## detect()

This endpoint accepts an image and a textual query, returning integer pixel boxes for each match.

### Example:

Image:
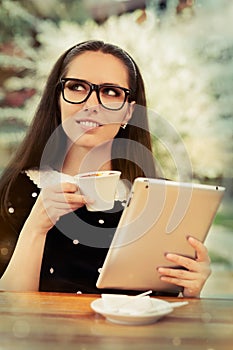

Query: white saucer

[91,298,173,325]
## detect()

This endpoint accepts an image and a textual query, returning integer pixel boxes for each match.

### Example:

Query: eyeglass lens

[62,79,128,110]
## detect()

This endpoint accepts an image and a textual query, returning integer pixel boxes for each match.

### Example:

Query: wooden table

[0,292,232,350]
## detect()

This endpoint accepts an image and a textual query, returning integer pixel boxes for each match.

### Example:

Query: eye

[66,80,88,92]
[69,83,85,91]
[101,86,123,98]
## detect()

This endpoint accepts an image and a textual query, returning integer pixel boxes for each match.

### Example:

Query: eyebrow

[65,78,128,88]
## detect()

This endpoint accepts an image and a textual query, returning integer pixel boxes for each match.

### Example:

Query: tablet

[96,178,225,293]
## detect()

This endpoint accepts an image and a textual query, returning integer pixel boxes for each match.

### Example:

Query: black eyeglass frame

[60,78,131,111]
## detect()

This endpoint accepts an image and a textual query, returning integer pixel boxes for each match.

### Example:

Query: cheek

[102,124,121,139]
[60,98,82,122]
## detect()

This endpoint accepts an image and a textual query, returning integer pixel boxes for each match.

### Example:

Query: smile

[77,120,103,128]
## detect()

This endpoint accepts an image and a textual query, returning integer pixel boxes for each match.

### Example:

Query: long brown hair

[0,40,156,217]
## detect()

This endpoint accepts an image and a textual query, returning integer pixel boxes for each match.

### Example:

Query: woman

[0,40,211,296]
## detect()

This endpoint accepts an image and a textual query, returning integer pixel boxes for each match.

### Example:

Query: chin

[74,136,112,149]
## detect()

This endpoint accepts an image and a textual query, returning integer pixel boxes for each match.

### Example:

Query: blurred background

[0,0,232,297]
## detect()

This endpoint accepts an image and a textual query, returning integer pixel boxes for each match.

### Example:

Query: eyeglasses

[60,78,131,111]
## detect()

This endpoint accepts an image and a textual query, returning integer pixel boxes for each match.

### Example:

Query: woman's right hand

[0,182,89,291]
[29,182,91,233]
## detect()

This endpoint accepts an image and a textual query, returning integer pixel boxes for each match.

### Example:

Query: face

[60,51,134,149]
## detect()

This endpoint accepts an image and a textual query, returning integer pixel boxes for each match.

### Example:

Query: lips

[76,120,103,130]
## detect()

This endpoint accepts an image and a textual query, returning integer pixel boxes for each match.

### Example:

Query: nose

[83,90,100,112]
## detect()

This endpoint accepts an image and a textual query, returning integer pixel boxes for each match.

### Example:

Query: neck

[62,141,113,176]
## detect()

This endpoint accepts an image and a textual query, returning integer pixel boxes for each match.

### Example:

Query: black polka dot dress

[0,171,125,293]
[0,171,179,296]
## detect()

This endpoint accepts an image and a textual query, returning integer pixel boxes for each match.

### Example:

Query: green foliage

[209,251,232,268]
[0,0,38,43]
[214,208,233,231]
[19,0,89,24]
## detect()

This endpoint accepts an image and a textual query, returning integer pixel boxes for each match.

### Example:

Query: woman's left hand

[157,236,211,298]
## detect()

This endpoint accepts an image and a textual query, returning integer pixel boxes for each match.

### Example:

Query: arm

[157,236,211,298]
[0,182,91,291]
[0,215,47,291]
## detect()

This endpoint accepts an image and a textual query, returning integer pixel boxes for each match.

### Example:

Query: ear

[123,101,135,124]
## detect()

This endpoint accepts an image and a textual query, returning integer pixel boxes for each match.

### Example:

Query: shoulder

[2,171,40,233]
[0,171,40,277]
[8,171,40,210]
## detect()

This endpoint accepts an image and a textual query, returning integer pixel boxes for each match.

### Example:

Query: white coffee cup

[75,170,121,211]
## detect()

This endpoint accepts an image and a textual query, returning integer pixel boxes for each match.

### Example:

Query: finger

[64,193,90,205]
[43,191,87,207]
[61,182,78,193]
[40,194,75,210]
[158,267,193,280]
[41,194,88,219]
[160,275,202,297]
[47,182,78,194]
[159,274,195,289]
[165,253,197,271]
[64,194,95,210]
[187,236,210,262]
[41,183,78,202]
[158,270,201,293]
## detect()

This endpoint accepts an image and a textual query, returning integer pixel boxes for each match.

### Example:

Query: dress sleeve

[0,172,40,277]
